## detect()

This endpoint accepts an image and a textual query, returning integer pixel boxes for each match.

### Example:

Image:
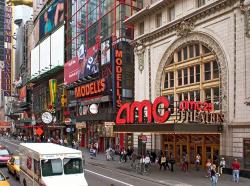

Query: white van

[19,143,88,186]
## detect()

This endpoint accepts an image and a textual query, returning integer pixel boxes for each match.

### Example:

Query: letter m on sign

[115,50,122,58]
[130,100,152,123]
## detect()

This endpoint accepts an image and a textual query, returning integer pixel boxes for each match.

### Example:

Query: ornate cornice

[132,0,238,46]
[176,20,195,37]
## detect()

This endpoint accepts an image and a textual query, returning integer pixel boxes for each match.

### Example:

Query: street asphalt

[0,137,164,186]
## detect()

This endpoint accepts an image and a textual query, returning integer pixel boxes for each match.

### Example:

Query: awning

[113,123,223,134]
[0,121,11,128]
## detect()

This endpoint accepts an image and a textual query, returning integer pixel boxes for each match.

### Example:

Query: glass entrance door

[205,145,220,165]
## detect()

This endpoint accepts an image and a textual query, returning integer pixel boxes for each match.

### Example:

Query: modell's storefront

[114,96,224,167]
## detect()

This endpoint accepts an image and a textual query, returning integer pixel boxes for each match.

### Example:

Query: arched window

[162,43,221,110]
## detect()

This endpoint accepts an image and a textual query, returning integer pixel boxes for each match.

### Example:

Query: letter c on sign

[152,96,170,123]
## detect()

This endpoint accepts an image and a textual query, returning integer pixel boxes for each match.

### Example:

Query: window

[195,90,200,101]
[178,50,182,62]
[195,44,200,57]
[156,13,162,28]
[184,68,188,85]
[204,88,211,103]
[183,92,188,100]
[64,158,83,175]
[213,87,220,110]
[169,6,175,22]
[183,47,188,60]
[164,73,169,88]
[139,21,144,35]
[213,61,219,79]
[196,65,200,82]
[203,45,210,54]
[178,70,182,86]
[34,159,41,177]
[204,62,211,81]
[243,139,250,169]
[170,72,174,87]
[164,72,174,88]
[198,0,206,7]
[189,45,194,58]
[41,159,63,177]
[190,91,194,101]
[190,67,194,84]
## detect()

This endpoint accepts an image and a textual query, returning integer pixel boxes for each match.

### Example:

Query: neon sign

[115,50,122,108]
[116,96,171,124]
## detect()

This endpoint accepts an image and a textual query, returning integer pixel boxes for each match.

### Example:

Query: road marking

[85,169,134,186]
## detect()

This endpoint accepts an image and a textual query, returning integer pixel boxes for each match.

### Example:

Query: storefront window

[244,139,250,169]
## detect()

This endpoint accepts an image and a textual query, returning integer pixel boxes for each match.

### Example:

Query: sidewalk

[82,149,250,186]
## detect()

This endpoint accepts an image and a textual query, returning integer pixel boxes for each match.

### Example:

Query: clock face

[41,112,53,124]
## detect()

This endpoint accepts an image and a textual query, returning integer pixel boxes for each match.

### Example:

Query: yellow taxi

[0,171,10,186]
[7,156,20,180]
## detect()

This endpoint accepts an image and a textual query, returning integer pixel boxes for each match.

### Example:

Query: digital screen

[39,0,64,40]
[101,38,111,66]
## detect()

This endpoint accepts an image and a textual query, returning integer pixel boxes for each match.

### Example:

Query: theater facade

[115,0,250,171]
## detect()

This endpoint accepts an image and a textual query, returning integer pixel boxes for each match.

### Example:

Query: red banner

[64,57,79,85]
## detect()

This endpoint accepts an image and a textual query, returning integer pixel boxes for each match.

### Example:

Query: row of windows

[139,0,208,36]
[165,87,220,110]
[164,61,219,88]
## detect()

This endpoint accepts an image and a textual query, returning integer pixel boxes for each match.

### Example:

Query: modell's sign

[115,50,122,108]
[116,97,224,124]
[75,78,105,98]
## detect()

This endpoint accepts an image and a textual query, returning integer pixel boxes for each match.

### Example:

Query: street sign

[65,118,71,125]
[36,128,43,136]
[66,127,71,133]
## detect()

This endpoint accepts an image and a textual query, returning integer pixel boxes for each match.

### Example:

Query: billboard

[64,43,100,85]
[39,0,64,40]
[101,38,111,66]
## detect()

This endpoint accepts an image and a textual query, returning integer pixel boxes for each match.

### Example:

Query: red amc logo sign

[116,96,171,124]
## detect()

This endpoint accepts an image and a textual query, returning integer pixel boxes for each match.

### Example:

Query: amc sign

[116,96,171,124]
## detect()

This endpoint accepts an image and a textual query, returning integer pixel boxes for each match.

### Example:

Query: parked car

[7,156,20,179]
[0,147,11,166]
[0,170,10,186]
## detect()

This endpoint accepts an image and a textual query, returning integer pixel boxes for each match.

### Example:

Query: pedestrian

[184,153,189,172]
[231,158,240,183]
[195,154,201,171]
[94,142,99,154]
[159,154,166,170]
[211,164,218,186]
[219,157,226,175]
[206,159,212,177]
[169,153,175,172]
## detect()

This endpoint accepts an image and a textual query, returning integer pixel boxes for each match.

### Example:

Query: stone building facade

[125,0,250,170]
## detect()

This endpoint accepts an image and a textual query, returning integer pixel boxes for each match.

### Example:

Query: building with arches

[118,0,250,171]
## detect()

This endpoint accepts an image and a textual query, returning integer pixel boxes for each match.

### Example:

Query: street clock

[41,112,53,124]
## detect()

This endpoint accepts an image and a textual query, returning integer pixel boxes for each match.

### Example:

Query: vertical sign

[114,49,124,149]
[49,79,57,106]
[2,6,12,96]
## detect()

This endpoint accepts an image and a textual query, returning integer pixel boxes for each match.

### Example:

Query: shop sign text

[115,50,123,108]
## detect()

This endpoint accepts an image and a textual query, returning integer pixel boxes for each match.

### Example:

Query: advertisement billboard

[101,38,111,66]
[39,0,64,40]
[64,43,100,85]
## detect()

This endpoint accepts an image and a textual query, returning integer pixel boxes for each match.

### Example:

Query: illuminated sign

[75,78,105,98]
[115,50,122,108]
[178,100,224,124]
[116,96,171,124]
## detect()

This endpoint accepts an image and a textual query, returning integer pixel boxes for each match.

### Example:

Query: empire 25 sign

[116,96,171,124]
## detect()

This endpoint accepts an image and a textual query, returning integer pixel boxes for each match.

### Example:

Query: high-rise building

[0,0,4,63]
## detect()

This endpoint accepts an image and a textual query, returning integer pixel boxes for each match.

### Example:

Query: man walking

[231,158,240,183]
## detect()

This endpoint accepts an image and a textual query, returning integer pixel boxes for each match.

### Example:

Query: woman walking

[210,164,219,186]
